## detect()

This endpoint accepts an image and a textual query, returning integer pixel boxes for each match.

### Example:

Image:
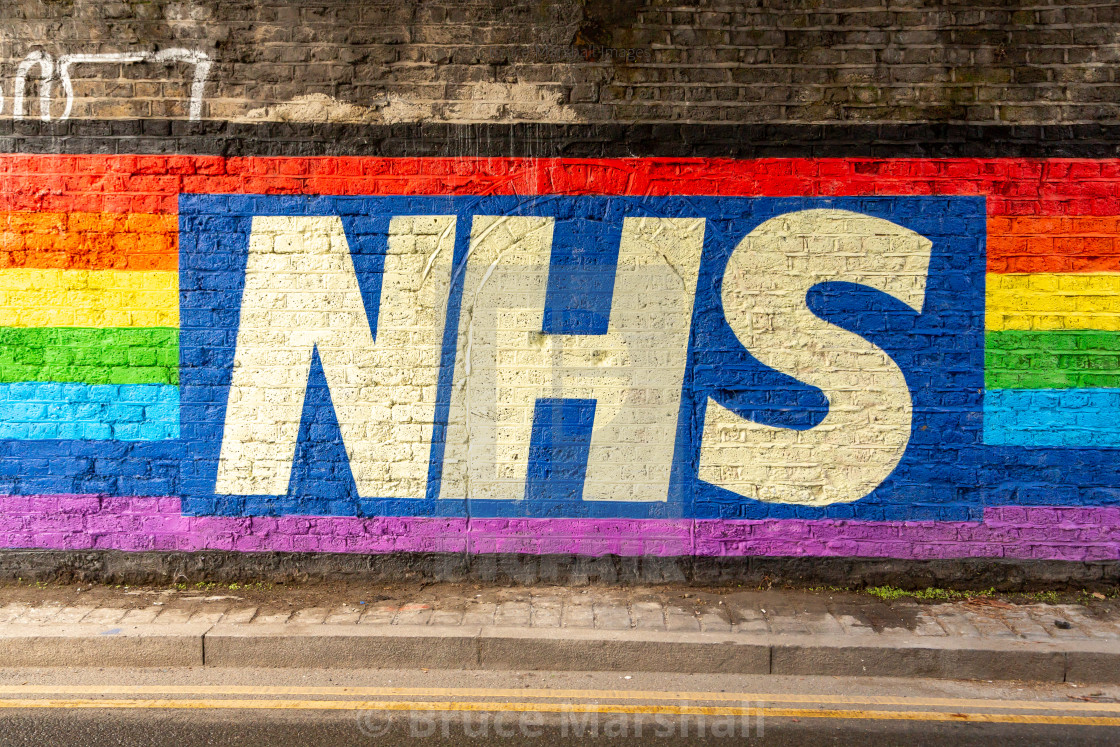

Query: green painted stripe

[0,327,178,385]
[986,330,1120,389]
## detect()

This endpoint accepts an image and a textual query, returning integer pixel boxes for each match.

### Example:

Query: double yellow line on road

[0,685,1115,727]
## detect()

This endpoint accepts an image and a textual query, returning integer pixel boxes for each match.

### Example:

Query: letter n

[215,215,455,499]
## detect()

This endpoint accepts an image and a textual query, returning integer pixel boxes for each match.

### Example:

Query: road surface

[0,666,1115,744]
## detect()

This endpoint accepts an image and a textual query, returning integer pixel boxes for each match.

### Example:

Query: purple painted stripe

[0,495,1117,561]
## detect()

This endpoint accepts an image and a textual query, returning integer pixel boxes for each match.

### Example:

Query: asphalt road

[0,667,1115,745]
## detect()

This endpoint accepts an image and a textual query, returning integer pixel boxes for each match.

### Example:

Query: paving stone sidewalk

[0,586,1115,683]
[0,587,1116,642]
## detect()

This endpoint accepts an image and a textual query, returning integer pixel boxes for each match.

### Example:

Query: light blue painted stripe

[985,388,1120,447]
[0,383,179,441]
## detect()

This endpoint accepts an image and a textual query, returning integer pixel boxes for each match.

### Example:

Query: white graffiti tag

[13,50,53,121]
[7,48,211,121]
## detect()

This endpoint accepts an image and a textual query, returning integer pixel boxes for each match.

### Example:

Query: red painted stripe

[0,155,193,214]
[1,156,1119,214]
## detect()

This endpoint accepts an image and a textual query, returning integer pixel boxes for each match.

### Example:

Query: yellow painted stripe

[0,685,1114,713]
[0,698,1116,726]
[987,272,1120,331]
[0,268,178,328]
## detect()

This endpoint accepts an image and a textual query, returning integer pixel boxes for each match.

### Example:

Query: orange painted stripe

[988,215,1120,273]
[0,212,177,271]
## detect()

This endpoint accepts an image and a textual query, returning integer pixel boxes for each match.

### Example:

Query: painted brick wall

[0,1,1118,569]
[0,155,1116,563]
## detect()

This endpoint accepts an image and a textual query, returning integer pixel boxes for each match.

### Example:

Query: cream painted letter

[698,209,933,506]
[439,215,704,503]
[215,215,455,498]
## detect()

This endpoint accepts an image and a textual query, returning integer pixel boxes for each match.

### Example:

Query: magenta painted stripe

[0,496,1118,561]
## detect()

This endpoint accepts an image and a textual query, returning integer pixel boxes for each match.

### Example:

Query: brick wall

[0,1,1117,573]
[0,0,1118,125]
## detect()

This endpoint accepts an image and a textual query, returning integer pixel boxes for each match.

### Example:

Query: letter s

[698,209,933,506]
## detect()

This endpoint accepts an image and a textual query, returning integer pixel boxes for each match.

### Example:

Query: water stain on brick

[573,0,644,58]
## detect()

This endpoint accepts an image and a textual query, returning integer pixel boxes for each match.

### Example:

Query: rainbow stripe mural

[0,211,178,441]
[0,155,1114,561]
[987,215,1120,447]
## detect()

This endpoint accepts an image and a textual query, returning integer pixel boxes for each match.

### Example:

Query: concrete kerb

[476,627,771,674]
[0,623,209,667]
[769,636,1071,682]
[203,624,481,669]
[0,623,1115,683]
